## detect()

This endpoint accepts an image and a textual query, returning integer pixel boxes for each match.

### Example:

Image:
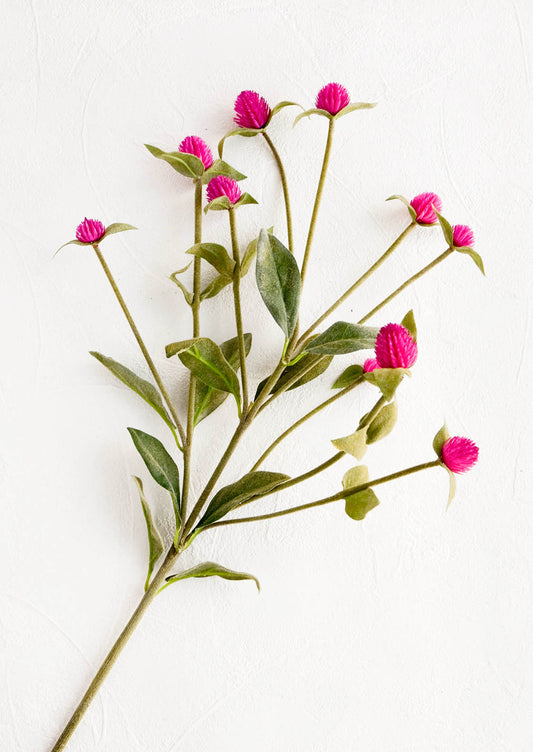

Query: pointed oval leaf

[163,562,260,592]
[364,368,407,400]
[241,227,273,278]
[432,423,450,456]
[103,223,137,238]
[54,238,91,256]
[332,364,364,389]
[234,192,258,208]
[200,274,232,300]
[435,209,454,245]
[199,471,290,528]
[202,159,246,184]
[90,351,173,428]
[218,128,263,157]
[204,195,231,213]
[334,102,377,119]
[185,243,235,277]
[133,476,164,591]
[366,400,398,444]
[305,322,379,355]
[293,108,332,126]
[343,466,379,520]
[400,310,417,341]
[145,144,204,178]
[169,263,193,306]
[256,229,301,338]
[128,428,181,526]
[456,246,485,275]
[268,100,303,122]
[332,427,368,460]
[386,194,417,221]
[255,352,333,398]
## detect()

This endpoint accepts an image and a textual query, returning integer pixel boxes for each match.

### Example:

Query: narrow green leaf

[400,310,417,341]
[435,209,454,245]
[204,195,231,213]
[145,144,204,178]
[268,100,302,122]
[133,476,164,591]
[54,238,90,256]
[331,427,368,460]
[166,337,241,410]
[255,229,301,338]
[456,246,485,275]
[255,352,333,398]
[364,368,407,400]
[90,352,173,428]
[386,194,417,222]
[202,159,246,184]
[200,274,232,300]
[366,400,398,444]
[218,128,263,158]
[304,322,379,355]
[334,102,377,119]
[293,108,332,126]
[234,192,258,208]
[343,466,379,520]
[332,364,364,389]
[199,471,290,528]
[163,562,260,592]
[432,423,450,456]
[128,428,181,526]
[241,228,273,278]
[186,243,235,277]
[103,223,137,237]
[169,263,193,306]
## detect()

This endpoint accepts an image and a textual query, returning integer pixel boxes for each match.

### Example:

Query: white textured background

[1,1,532,750]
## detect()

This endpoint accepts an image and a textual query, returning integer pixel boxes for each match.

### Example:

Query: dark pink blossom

[374,323,418,369]
[410,192,443,225]
[441,436,479,474]
[76,218,105,243]
[206,175,242,205]
[178,136,214,170]
[315,82,350,115]
[234,90,271,129]
[363,357,379,373]
[452,224,474,248]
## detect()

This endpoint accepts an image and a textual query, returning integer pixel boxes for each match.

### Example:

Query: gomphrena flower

[363,357,379,373]
[410,192,443,225]
[374,323,418,369]
[76,218,106,244]
[234,90,272,129]
[452,224,474,248]
[440,436,479,474]
[315,82,350,115]
[206,175,242,205]
[178,136,214,170]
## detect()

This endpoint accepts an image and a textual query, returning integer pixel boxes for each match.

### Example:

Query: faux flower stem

[297,222,416,348]
[50,546,180,752]
[250,378,363,471]
[262,132,294,254]
[92,244,186,447]
[180,180,203,525]
[206,460,440,529]
[229,208,249,412]
[358,247,454,324]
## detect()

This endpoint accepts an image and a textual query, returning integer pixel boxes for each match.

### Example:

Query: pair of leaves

[218,101,302,156]
[205,193,258,213]
[145,144,246,183]
[294,102,376,127]
[433,423,456,507]
[166,337,242,414]
[435,210,485,275]
[198,471,290,528]
[256,229,301,339]
[342,466,380,521]
[162,562,260,593]
[332,401,398,459]
[56,223,136,255]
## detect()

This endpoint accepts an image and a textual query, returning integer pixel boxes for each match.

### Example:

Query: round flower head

[441,436,479,474]
[76,218,105,243]
[315,82,350,115]
[374,323,418,369]
[178,136,214,170]
[410,192,443,225]
[234,90,271,129]
[363,357,379,373]
[452,224,474,248]
[206,175,242,205]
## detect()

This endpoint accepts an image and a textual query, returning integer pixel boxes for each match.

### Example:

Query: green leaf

[268,100,303,122]
[432,423,450,456]
[166,337,241,412]
[334,102,377,119]
[364,368,407,400]
[163,562,260,592]
[331,427,368,460]
[234,192,258,208]
[218,128,263,158]
[145,144,204,178]
[204,195,231,213]
[241,228,273,277]
[343,466,379,520]
[90,352,174,428]
[202,159,246,184]
[293,108,332,126]
[169,263,193,306]
[445,466,456,508]
[332,364,364,389]
[255,352,333,398]
[366,400,398,444]
[386,194,417,222]
[103,223,137,238]
[127,428,181,527]
[256,229,301,338]
[456,246,485,275]
[199,471,290,528]
[194,334,252,424]
[400,310,417,341]
[185,243,235,277]
[200,274,232,300]
[304,322,379,355]
[54,238,92,256]
[435,209,454,244]
[133,476,164,591]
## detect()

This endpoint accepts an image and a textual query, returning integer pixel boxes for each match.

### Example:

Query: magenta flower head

[410,192,443,225]
[363,357,379,373]
[452,224,474,248]
[315,82,350,115]
[234,90,272,130]
[178,136,214,170]
[76,218,105,244]
[206,175,242,205]
[440,436,479,474]
[374,323,418,369]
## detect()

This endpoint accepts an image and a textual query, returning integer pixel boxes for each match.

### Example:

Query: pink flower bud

[409,192,443,225]
[234,90,272,129]
[75,218,105,243]
[315,82,350,115]
[452,224,474,248]
[178,136,214,170]
[440,436,479,474]
[374,323,418,369]
[363,357,379,373]
[206,175,242,205]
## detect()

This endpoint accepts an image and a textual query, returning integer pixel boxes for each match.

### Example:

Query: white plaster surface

[1,0,533,749]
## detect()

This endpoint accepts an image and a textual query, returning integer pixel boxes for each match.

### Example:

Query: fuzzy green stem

[50,546,179,751]
[358,247,454,324]
[92,244,186,447]
[262,132,294,254]
[229,208,249,412]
